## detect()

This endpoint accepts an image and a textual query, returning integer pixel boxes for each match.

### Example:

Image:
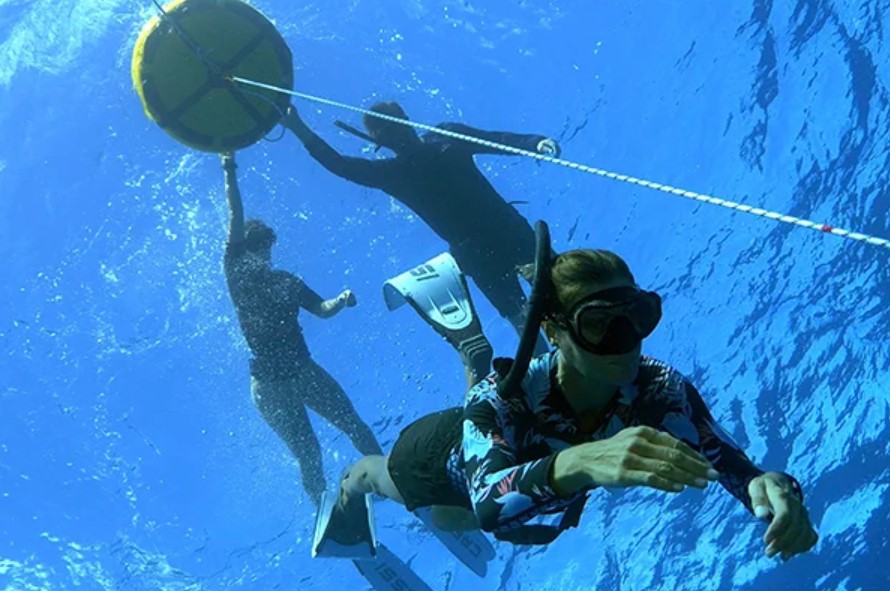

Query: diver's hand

[338,469,357,510]
[338,289,357,308]
[338,460,371,510]
[572,426,719,492]
[749,472,818,561]
[536,138,561,158]
[318,290,356,318]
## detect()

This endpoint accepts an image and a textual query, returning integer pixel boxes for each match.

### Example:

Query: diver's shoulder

[639,355,674,372]
[520,351,558,399]
[224,240,247,262]
[422,122,463,142]
[465,371,500,406]
[526,350,557,375]
[465,351,554,405]
[636,356,692,389]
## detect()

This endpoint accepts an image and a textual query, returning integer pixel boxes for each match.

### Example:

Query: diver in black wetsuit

[283,102,559,350]
[220,152,382,505]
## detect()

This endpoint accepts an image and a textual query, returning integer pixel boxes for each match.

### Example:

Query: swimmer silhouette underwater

[319,222,817,564]
[220,152,382,505]
[284,102,560,353]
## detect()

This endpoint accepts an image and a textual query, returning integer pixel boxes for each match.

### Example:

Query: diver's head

[543,249,662,385]
[363,101,421,154]
[244,219,276,262]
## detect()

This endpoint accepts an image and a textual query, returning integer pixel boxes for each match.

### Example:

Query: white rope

[230,76,890,251]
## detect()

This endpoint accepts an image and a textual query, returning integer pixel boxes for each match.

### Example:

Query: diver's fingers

[623,469,687,493]
[763,479,796,547]
[749,477,774,525]
[645,438,716,473]
[636,427,710,464]
[779,522,818,561]
[769,491,815,558]
[629,441,717,488]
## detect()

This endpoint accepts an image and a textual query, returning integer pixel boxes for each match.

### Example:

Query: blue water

[1,1,888,589]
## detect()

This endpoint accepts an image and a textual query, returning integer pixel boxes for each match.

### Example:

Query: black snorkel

[490,219,590,545]
[497,220,553,397]
[334,120,383,153]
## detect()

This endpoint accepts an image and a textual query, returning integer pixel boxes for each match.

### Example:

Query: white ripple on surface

[819,481,889,544]
[0,0,129,86]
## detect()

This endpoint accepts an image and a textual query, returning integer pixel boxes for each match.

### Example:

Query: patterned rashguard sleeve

[677,378,766,511]
[462,377,586,533]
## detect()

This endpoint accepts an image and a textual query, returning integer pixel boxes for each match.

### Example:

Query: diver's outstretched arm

[315,289,358,319]
[274,272,357,320]
[300,285,357,319]
[221,153,245,245]
[282,105,391,190]
[436,122,560,158]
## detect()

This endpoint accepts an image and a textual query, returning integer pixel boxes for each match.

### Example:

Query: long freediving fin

[311,493,435,590]
[353,544,434,591]
[383,253,492,381]
[413,507,496,578]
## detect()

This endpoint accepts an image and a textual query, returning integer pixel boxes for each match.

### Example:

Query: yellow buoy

[131,0,293,153]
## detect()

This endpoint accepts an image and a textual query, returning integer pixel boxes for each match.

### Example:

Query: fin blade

[312,491,377,560]
[353,544,434,591]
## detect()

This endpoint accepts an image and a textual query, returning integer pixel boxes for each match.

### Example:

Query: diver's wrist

[551,447,595,496]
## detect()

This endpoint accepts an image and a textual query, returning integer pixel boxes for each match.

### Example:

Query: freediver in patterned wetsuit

[333,247,818,560]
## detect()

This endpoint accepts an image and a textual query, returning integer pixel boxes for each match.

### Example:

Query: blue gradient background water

[1,1,888,589]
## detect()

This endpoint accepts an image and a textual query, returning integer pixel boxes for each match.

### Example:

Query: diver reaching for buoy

[314,222,818,561]
[132,0,890,251]
[283,103,560,353]
[220,152,382,505]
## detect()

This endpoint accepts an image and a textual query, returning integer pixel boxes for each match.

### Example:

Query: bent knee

[343,456,386,490]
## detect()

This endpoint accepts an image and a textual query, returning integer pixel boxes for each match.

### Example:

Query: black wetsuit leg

[469,264,527,321]
[461,256,549,355]
[452,243,528,320]
[300,360,383,456]
[252,376,326,503]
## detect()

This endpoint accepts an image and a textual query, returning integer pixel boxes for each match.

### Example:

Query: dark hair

[244,219,276,252]
[363,101,409,135]
[550,249,635,313]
